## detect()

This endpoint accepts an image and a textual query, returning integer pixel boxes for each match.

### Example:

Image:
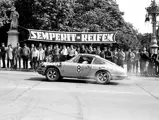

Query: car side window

[93,58,106,64]
[77,56,93,64]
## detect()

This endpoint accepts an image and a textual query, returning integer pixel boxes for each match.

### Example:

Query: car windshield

[66,55,94,64]
[66,55,79,63]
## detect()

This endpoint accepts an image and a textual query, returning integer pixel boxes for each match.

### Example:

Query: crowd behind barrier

[0,42,159,77]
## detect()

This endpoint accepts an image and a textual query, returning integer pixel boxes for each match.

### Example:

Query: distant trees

[0,0,142,49]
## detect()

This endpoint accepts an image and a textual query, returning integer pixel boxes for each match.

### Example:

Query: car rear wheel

[46,67,60,81]
[96,71,111,84]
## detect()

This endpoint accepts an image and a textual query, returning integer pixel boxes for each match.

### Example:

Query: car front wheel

[96,71,111,84]
[46,67,60,81]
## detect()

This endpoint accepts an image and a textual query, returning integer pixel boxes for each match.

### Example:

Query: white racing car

[37,54,127,84]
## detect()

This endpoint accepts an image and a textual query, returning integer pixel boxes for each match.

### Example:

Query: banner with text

[28,29,117,43]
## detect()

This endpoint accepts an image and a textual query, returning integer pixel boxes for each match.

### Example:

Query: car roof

[78,54,116,65]
[78,54,99,58]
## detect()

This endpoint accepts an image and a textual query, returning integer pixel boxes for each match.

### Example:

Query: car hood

[40,62,62,67]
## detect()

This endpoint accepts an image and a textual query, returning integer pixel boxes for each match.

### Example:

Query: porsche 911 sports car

[37,54,127,84]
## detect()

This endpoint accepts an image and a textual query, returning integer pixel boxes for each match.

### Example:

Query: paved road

[0,71,159,120]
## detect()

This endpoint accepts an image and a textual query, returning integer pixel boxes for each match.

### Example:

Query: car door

[62,55,81,77]
[77,55,93,77]
[80,63,92,77]
[62,62,81,77]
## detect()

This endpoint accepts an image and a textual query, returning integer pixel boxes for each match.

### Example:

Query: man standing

[31,46,39,70]
[148,48,157,76]
[6,45,13,68]
[38,46,45,64]
[13,43,22,69]
[30,44,35,69]
[104,47,113,62]
[140,47,149,75]
[61,45,68,61]
[133,49,140,75]
[68,45,76,60]
[0,43,6,68]
[22,44,30,69]
[127,48,135,73]
[87,45,93,54]
[95,46,101,56]
[155,49,159,75]
[45,46,52,62]
[117,48,125,68]
[112,48,118,64]
[80,45,87,53]
[53,44,60,62]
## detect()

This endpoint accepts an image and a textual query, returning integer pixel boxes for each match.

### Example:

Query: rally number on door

[77,65,81,73]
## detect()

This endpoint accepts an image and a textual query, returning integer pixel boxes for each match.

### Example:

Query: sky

[116,0,159,34]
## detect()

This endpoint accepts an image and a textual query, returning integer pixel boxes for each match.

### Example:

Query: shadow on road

[25,77,119,85]
[25,77,46,82]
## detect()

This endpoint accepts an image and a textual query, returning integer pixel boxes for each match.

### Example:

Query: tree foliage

[0,0,14,27]
[0,0,141,49]
[137,33,151,49]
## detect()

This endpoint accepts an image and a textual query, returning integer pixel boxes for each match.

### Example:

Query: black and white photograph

[0,0,159,120]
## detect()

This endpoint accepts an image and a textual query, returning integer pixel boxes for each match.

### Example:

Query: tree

[0,0,140,49]
[0,0,14,27]
[14,0,75,31]
[137,33,151,49]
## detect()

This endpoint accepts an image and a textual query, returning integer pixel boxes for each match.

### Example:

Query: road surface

[0,71,159,120]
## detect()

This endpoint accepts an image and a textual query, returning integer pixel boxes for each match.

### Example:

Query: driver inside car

[81,57,87,63]
[82,61,88,64]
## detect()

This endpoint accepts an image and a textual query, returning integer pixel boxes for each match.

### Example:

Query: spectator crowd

[0,42,159,77]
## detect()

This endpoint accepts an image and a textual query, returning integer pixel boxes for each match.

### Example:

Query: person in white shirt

[61,45,68,61]
[31,47,39,70]
[6,44,13,68]
[38,47,45,64]
[68,45,76,60]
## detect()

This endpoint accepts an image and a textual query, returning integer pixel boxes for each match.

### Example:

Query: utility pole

[145,0,159,53]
